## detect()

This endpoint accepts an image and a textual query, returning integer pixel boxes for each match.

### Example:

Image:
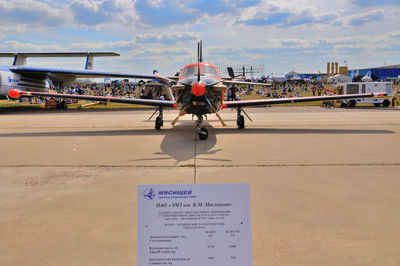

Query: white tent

[361,75,372,82]
[327,74,352,83]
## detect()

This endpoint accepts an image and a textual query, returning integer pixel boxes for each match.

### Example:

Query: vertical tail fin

[227,67,235,78]
[197,40,203,82]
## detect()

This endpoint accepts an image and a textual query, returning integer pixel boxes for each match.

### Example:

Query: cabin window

[362,84,366,93]
[347,84,359,94]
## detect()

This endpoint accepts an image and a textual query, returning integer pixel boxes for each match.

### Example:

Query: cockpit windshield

[201,65,219,77]
[181,66,198,78]
[180,64,220,79]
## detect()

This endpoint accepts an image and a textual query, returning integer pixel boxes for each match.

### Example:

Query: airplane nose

[192,82,205,96]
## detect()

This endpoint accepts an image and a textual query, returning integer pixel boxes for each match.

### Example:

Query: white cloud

[68,0,137,26]
[135,32,199,43]
[0,0,69,28]
[0,41,63,51]
[342,9,384,26]
[147,0,166,8]
[69,40,138,51]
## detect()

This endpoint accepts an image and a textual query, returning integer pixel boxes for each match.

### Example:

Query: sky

[0,0,399,77]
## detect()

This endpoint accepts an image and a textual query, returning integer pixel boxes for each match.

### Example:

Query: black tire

[349,100,356,107]
[237,115,245,129]
[56,100,67,109]
[155,116,162,130]
[374,103,381,107]
[198,127,208,140]
[61,100,67,109]
[382,100,390,107]
[340,102,347,108]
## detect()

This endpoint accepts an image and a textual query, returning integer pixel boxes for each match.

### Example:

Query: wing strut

[239,107,253,122]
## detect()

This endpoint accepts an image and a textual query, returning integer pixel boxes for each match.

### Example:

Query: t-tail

[0,52,119,69]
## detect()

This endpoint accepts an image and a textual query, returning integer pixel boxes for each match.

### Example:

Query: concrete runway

[1,106,400,265]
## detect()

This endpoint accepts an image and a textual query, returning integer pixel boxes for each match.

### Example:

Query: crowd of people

[227,81,328,101]
[53,81,138,98]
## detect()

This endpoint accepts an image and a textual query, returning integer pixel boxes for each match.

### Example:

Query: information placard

[137,183,252,266]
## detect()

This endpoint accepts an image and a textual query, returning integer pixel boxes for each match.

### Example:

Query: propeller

[215,112,227,127]
[204,95,227,127]
[171,109,187,127]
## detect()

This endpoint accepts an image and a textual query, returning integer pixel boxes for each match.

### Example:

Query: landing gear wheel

[382,100,390,107]
[56,100,67,109]
[349,100,356,107]
[155,116,163,130]
[374,103,381,107]
[237,115,245,129]
[198,127,208,140]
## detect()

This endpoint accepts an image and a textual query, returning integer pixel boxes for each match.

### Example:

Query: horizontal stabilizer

[0,52,120,66]
[0,52,120,58]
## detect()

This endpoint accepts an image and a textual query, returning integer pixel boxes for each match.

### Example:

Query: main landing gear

[196,115,208,140]
[149,107,164,129]
[236,107,252,129]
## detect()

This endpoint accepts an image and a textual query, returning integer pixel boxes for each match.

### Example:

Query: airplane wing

[222,80,271,87]
[8,89,175,108]
[9,66,157,82]
[222,93,382,108]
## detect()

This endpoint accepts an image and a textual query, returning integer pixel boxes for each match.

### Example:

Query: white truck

[337,82,393,107]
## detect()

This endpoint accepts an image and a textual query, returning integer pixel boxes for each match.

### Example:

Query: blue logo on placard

[143,188,156,200]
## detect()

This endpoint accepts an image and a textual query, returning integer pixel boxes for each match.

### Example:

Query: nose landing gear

[196,115,208,140]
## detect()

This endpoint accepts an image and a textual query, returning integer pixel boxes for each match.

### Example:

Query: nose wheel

[197,127,208,140]
[196,115,208,140]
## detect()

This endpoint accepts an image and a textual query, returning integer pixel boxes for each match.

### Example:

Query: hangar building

[349,64,400,80]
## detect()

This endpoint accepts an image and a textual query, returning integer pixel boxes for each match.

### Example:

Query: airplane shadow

[0,122,394,162]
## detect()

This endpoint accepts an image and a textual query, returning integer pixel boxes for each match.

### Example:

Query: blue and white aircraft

[0,52,156,98]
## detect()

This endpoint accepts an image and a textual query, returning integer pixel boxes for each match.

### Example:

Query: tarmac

[0,106,400,265]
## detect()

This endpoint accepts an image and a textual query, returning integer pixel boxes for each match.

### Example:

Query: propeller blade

[204,95,227,127]
[171,109,187,126]
[215,112,227,127]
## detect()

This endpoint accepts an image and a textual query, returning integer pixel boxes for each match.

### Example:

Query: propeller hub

[192,82,205,96]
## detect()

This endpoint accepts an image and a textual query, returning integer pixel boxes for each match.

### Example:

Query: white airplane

[0,52,156,99]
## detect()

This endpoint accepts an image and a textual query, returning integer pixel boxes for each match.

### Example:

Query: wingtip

[8,89,21,98]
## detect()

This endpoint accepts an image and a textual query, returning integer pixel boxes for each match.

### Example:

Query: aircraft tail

[227,67,235,78]
[0,52,119,69]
